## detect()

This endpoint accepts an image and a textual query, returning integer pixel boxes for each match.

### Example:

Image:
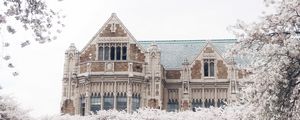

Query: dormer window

[204,59,214,77]
[98,43,127,61]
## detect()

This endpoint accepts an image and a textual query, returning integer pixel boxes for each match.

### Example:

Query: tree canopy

[230,0,300,119]
[0,0,64,76]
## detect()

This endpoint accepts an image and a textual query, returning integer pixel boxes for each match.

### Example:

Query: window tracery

[98,43,127,61]
[204,59,215,77]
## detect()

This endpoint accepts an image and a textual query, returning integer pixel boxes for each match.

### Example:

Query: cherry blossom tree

[230,0,300,119]
[0,0,64,76]
[0,89,31,120]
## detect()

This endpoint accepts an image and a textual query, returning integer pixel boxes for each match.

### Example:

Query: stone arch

[148,99,159,109]
[61,99,75,115]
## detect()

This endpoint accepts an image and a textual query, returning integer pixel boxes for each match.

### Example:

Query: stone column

[140,83,145,108]
[85,92,90,115]
[202,86,204,107]
[113,82,117,110]
[114,93,117,110]
[100,82,104,110]
[214,87,217,107]
[127,80,132,112]
[178,88,182,111]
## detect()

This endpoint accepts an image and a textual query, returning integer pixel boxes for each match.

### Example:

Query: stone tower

[61,43,79,115]
[181,58,191,110]
[145,42,163,109]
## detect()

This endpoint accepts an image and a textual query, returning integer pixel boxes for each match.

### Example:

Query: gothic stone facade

[61,13,244,115]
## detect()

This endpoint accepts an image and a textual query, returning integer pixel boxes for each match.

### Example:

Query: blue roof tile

[138,39,238,69]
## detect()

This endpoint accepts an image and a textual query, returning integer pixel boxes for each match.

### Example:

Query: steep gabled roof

[80,13,145,53]
[139,39,242,69]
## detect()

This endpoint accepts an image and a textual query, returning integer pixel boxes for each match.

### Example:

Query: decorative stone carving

[114,62,128,71]
[217,60,228,79]
[80,45,96,62]
[204,47,214,53]
[166,70,181,79]
[99,24,127,37]
[129,44,145,62]
[91,62,105,72]
[61,99,75,115]
[133,63,143,73]
[182,100,189,110]
[106,62,113,71]
[191,60,201,79]
[148,99,158,108]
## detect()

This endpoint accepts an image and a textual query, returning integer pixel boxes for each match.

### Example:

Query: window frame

[167,99,179,112]
[103,94,114,110]
[132,95,140,111]
[97,43,128,61]
[116,95,127,111]
[203,59,215,78]
[90,96,101,113]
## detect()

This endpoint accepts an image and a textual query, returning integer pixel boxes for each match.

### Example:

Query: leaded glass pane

[204,62,209,76]
[110,47,115,60]
[210,62,214,76]
[116,46,121,60]
[103,95,114,110]
[122,46,127,60]
[91,96,101,113]
[132,96,140,111]
[117,96,127,111]
[98,47,103,60]
[192,99,202,110]
[167,99,178,112]
[104,46,110,60]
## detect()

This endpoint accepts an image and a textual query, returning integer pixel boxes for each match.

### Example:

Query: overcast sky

[0,0,267,118]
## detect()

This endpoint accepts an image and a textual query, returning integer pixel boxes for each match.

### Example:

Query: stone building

[60,13,245,115]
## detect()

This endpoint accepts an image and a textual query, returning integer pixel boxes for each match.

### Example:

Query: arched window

[204,62,209,76]
[110,46,115,60]
[90,95,101,113]
[98,46,103,60]
[217,99,221,107]
[210,62,214,76]
[117,93,127,111]
[104,46,110,60]
[204,99,208,108]
[210,99,215,107]
[204,59,215,77]
[116,46,121,60]
[103,93,114,110]
[167,99,179,112]
[98,43,127,61]
[192,99,202,110]
[122,46,127,60]
[132,95,140,111]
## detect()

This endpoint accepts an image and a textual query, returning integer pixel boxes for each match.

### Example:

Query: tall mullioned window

[98,43,127,61]
[204,59,215,77]
[103,93,114,110]
[132,95,140,111]
[104,46,110,60]
[192,99,202,109]
[90,95,101,113]
[167,99,179,112]
[117,93,127,111]
[204,99,215,108]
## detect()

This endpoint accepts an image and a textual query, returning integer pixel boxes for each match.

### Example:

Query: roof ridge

[138,39,236,44]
